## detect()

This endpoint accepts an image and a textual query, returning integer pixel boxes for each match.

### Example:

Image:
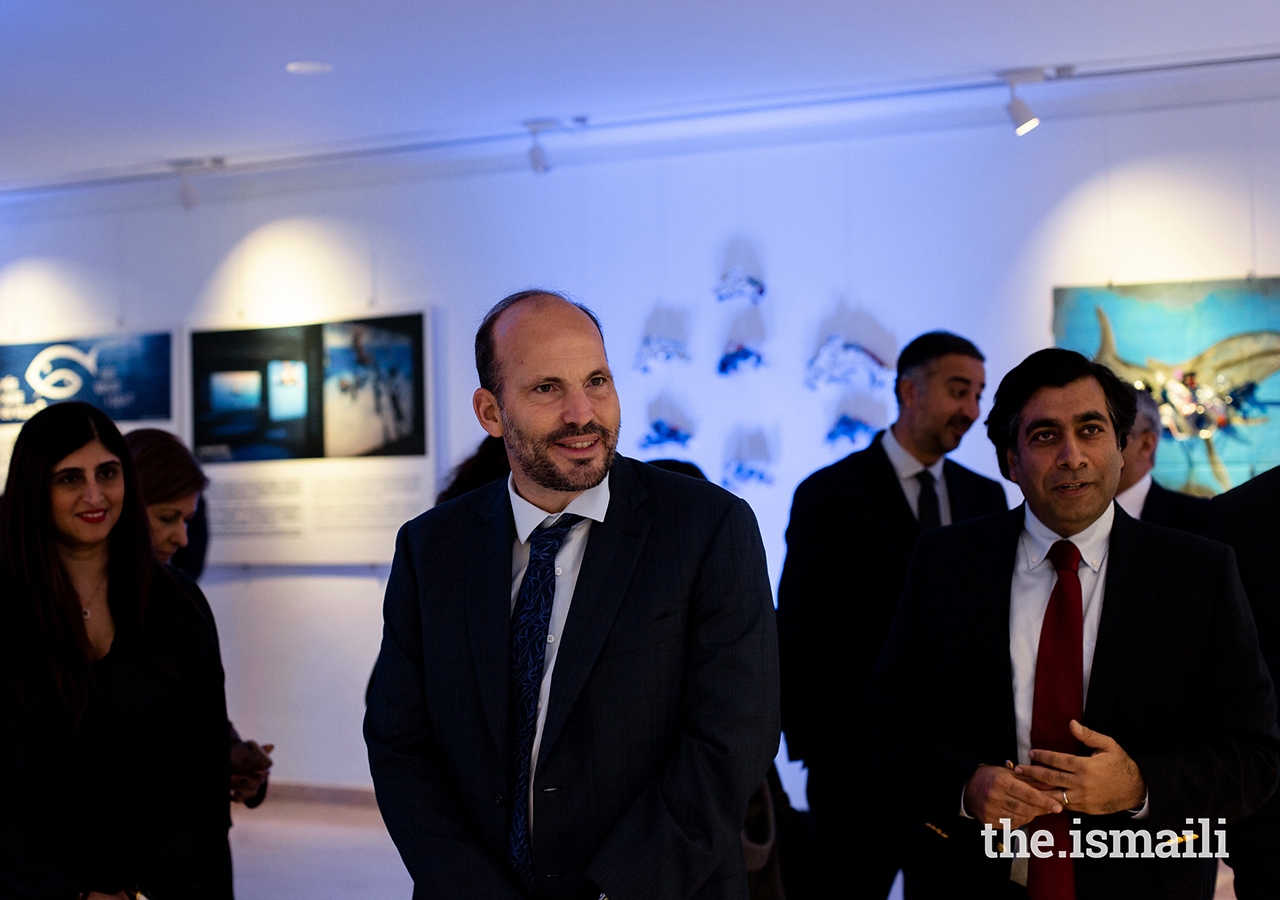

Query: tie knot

[1047,539,1081,573]
[532,513,584,552]
[917,470,935,486]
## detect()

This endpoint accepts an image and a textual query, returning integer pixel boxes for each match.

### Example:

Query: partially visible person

[0,403,231,898]
[869,349,1279,898]
[1114,386,1211,534]
[436,434,511,504]
[125,428,274,808]
[777,330,1006,897]
[1208,465,1280,899]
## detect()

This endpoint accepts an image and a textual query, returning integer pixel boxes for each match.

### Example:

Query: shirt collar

[1021,501,1115,573]
[1114,471,1153,520]
[508,471,611,544]
[881,426,947,483]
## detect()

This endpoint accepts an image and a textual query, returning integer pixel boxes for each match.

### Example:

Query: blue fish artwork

[826,414,875,448]
[806,334,892,390]
[641,419,692,448]
[717,344,763,375]
[715,267,766,304]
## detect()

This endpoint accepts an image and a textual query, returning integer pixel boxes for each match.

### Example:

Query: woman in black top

[0,402,231,899]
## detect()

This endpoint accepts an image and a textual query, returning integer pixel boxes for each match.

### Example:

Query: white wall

[0,95,1274,795]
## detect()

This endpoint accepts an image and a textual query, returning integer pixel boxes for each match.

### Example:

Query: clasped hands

[963,720,1146,829]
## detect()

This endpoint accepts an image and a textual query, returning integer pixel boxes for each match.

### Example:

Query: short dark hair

[474,289,604,397]
[985,348,1137,479]
[894,331,985,402]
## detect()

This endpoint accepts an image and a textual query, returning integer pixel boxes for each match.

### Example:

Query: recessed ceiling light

[286,61,334,75]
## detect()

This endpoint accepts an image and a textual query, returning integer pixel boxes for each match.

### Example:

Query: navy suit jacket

[776,432,1007,764]
[364,457,780,900]
[868,505,1280,899]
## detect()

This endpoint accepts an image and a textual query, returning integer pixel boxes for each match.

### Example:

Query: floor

[229,800,1240,900]
[230,800,412,899]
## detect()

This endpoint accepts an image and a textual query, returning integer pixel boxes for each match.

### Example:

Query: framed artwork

[1055,278,1280,493]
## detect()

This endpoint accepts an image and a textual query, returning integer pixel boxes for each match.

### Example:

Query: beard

[501,414,619,494]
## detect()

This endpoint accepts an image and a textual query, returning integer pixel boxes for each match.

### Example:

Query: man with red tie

[868,348,1279,899]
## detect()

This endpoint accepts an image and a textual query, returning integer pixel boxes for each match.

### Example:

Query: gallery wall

[0,93,1275,794]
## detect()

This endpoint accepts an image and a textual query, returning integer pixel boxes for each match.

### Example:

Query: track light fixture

[522,118,560,174]
[1006,94,1039,136]
[998,68,1048,136]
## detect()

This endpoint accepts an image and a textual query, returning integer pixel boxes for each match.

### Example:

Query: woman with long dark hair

[0,402,231,898]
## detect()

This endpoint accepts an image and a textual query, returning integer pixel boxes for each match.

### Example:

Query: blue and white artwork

[0,331,171,423]
[635,336,689,373]
[641,419,692,448]
[806,334,892,390]
[826,414,875,448]
[717,344,763,374]
[722,427,774,487]
[715,267,765,304]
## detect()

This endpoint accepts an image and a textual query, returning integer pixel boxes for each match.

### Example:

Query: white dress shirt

[1114,471,1153,520]
[508,473,611,828]
[881,426,953,526]
[1010,503,1113,768]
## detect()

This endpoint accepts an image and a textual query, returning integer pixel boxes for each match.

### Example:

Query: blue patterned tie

[508,512,583,892]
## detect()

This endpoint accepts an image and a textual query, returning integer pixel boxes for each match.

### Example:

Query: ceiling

[4,0,1280,192]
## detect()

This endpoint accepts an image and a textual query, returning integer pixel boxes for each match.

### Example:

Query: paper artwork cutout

[826,414,876,448]
[718,344,763,375]
[806,334,892,390]
[635,336,689,373]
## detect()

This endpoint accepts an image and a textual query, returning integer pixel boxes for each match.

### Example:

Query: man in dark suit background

[869,349,1278,899]
[1113,386,1210,534]
[1208,466,1280,899]
[776,331,1007,896]
[364,290,780,899]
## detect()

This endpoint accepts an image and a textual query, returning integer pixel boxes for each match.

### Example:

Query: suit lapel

[983,508,1024,755]
[464,479,517,759]
[1085,506,1147,727]
[536,459,653,767]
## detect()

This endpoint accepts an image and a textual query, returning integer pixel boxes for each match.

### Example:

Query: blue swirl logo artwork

[641,419,692,448]
[718,344,763,375]
[0,333,171,423]
[827,414,875,448]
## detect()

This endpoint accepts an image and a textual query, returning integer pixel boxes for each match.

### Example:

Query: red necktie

[1027,540,1084,900]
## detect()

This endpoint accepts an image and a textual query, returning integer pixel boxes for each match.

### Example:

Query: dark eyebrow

[1023,417,1061,435]
[1076,410,1108,425]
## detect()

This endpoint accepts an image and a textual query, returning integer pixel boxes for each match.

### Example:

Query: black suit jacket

[1209,465,1280,835]
[776,432,1006,763]
[868,505,1280,898]
[364,457,780,900]
[1141,480,1211,535]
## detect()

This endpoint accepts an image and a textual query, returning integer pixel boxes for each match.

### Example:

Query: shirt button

[494,792,504,805]
[547,634,555,643]
[554,566,562,576]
